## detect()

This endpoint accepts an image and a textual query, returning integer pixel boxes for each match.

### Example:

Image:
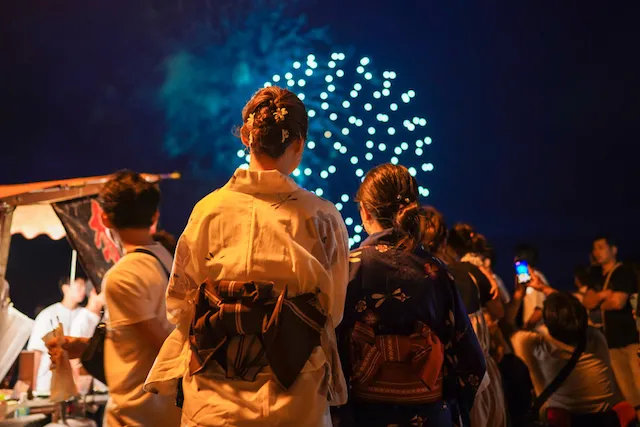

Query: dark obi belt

[350,321,444,404]
[188,279,327,389]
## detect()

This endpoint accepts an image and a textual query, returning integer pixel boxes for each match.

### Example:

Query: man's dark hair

[592,235,616,248]
[514,243,539,267]
[99,170,160,229]
[543,292,588,346]
[58,276,85,293]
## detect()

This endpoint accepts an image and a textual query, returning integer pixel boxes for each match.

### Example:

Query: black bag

[80,248,171,385]
[80,320,107,384]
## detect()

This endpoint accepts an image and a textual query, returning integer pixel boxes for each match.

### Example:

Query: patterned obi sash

[188,279,326,389]
[350,321,444,404]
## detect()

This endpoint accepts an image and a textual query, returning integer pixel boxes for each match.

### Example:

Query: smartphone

[515,260,532,285]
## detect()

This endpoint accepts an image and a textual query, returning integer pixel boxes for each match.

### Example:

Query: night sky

[2,1,639,317]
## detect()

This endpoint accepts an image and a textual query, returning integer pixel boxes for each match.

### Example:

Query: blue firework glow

[236,52,435,247]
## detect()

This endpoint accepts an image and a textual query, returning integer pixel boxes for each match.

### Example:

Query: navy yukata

[336,229,486,427]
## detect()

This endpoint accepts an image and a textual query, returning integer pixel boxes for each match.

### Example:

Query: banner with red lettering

[52,196,122,291]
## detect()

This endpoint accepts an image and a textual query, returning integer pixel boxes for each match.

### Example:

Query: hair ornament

[273,107,288,122]
[281,129,289,143]
[396,194,411,204]
[246,113,255,127]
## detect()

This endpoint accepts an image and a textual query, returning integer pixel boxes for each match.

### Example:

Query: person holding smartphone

[514,244,551,330]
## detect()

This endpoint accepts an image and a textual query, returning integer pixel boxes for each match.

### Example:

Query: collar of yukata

[227,168,300,195]
[360,228,395,247]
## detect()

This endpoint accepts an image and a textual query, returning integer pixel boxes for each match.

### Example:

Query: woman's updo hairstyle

[239,86,308,158]
[448,223,476,258]
[356,163,429,251]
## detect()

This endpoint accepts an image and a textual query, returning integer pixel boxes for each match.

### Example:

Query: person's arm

[130,318,171,353]
[523,269,555,329]
[511,330,546,395]
[45,336,90,369]
[600,291,628,311]
[31,350,42,390]
[525,308,543,330]
[583,288,604,310]
[325,208,350,326]
[474,265,504,319]
[599,267,635,311]
[504,281,524,330]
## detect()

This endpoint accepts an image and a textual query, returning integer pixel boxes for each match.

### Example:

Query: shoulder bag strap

[132,247,171,278]
[602,262,622,291]
[601,262,622,332]
[530,331,587,414]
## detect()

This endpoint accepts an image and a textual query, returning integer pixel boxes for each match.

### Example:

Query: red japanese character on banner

[88,199,121,264]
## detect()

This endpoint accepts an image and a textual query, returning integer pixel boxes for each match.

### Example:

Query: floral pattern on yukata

[305,210,339,270]
[371,288,411,307]
[340,228,487,426]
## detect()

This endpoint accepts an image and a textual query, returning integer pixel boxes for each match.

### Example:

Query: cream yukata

[145,168,349,426]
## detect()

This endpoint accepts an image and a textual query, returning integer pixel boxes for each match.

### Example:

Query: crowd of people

[20,86,640,426]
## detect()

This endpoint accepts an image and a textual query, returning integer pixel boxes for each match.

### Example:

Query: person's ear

[292,137,304,156]
[151,211,160,231]
[359,204,373,223]
[101,212,114,229]
[240,134,250,148]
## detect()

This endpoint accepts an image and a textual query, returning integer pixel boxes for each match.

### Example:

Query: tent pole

[0,202,15,308]
[69,249,77,286]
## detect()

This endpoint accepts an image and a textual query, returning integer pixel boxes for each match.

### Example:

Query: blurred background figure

[514,244,550,330]
[583,236,640,419]
[26,276,96,393]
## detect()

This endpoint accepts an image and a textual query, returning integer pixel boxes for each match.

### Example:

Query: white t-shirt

[103,243,180,427]
[26,302,94,392]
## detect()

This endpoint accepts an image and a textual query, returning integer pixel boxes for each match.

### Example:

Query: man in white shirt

[48,171,181,426]
[27,276,94,393]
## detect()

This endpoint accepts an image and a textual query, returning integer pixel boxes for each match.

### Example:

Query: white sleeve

[326,208,349,326]
[165,211,205,327]
[69,310,100,338]
[26,311,50,353]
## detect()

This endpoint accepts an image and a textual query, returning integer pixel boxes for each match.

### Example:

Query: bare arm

[511,331,546,395]
[583,288,603,310]
[525,308,544,330]
[600,291,628,311]
[130,319,170,352]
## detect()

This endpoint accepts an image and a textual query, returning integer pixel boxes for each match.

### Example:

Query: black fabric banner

[52,196,123,291]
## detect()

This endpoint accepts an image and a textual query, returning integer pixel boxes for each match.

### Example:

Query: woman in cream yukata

[145,87,349,426]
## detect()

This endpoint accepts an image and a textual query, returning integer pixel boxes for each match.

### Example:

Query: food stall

[0,172,179,425]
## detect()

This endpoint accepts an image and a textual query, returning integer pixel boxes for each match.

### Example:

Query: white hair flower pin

[273,107,288,122]
[281,129,290,143]
[246,113,255,127]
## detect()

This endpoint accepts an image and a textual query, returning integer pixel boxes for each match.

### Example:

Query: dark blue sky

[2,1,639,316]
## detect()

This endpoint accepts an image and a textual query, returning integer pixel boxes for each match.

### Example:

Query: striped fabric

[188,279,327,389]
[350,320,445,404]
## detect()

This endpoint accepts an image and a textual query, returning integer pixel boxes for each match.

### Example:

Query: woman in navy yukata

[336,163,486,427]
